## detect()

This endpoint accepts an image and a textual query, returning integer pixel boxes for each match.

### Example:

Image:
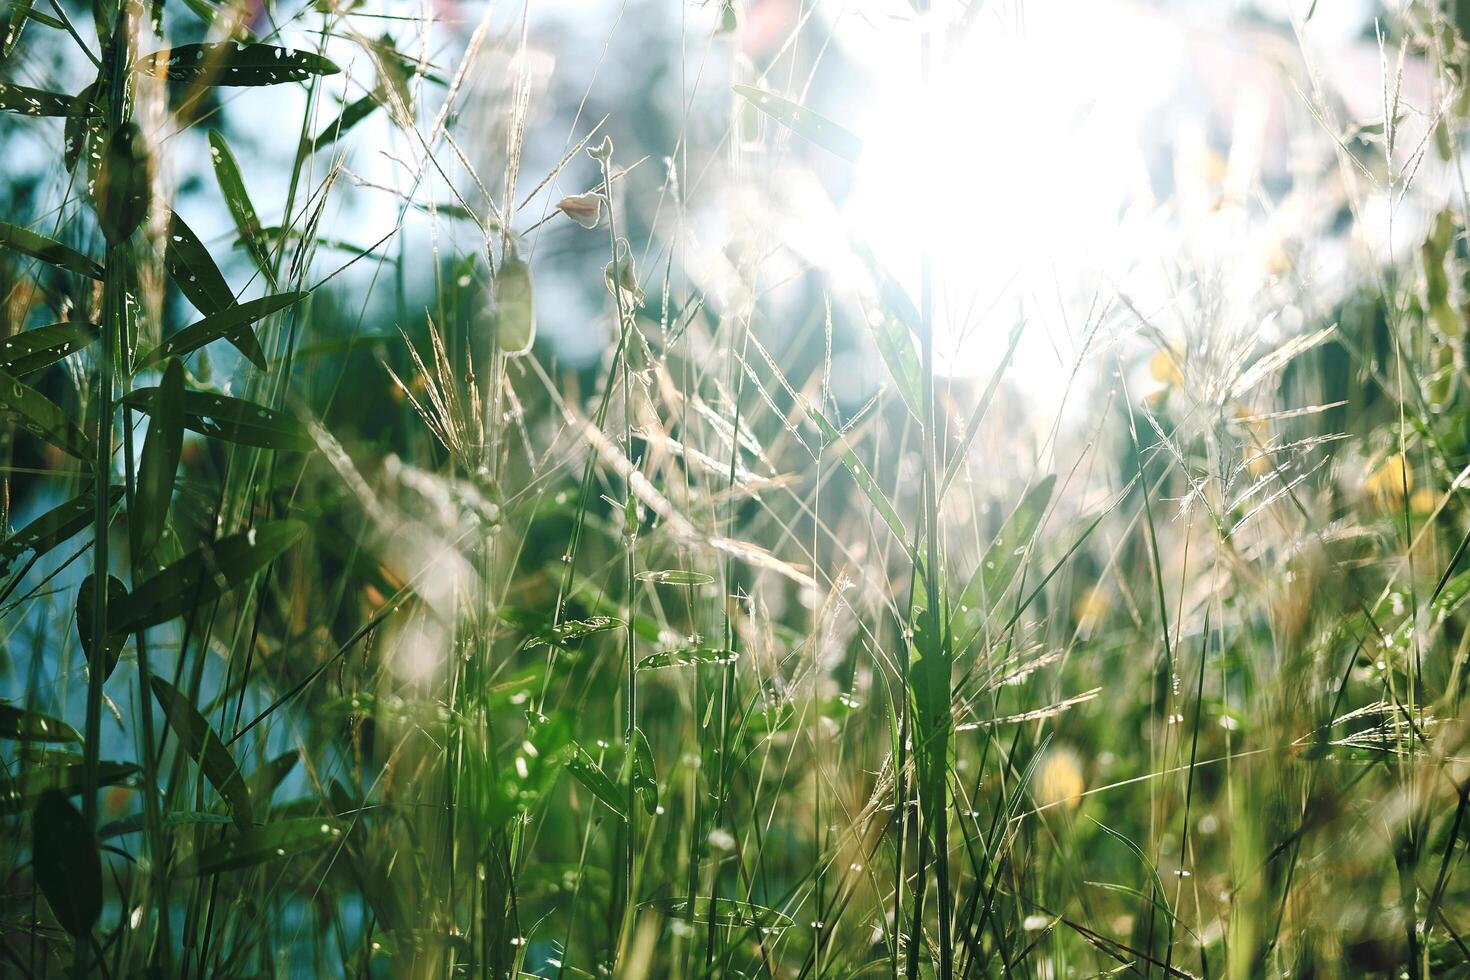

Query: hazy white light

[842,1,1184,394]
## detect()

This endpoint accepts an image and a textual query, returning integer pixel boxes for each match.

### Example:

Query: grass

[0,0,1468,978]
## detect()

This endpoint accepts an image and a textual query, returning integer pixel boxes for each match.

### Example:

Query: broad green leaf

[733,84,862,162]
[33,790,101,937]
[0,222,102,279]
[138,291,300,370]
[165,210,236,315]
[113,519,307,634]
[0,81,71,116]
[0,486,123,568]
[628,726,657,816]
[0,366,92,460]
[306,92,379,153]
[493,255,535,355]
[95,121,151,243]
[208,130,274,283]
[488,713,572,824]
[123,387,314,451]
[0,703,79,742]
[637,647,738,670]
[174,816,345,876]
[498,609,624,647]
[0,761,137,813]
[0,321,98,375]
[76,574,127,681]
[99,809,232,839]
[130,357,184,561]
[564,742,627,820]
[139,43,341,87]
[150,678,252,829]
[635,569,714,586]
[246,750,300,808]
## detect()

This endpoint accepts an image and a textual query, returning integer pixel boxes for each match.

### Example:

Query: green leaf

[175,816,345,876]
[306,92,379,153]
[564,742,627,820]
[637,647,738,670]
[806,403,911,554]
[733,84,862,162]
[207,130,275,284]
[1,0,37,56]
[131,357,184,561]
[0,321,98,375]
[246,750,300,808]
[113,519,307,634]
[488,713,572,824]
[76,574,127,681]
[635,569,714,586]
[150,678,253,830]
[95,121,151,244]
[629,726,657,816]
[0,703,79,742]
[0,366,92,460]
[123,387,314,451]
[63,79,100,174]
[0,82,72,116]
[0,486,123,569]
[498,609,624,647]
[139,42,342,87]
[138,291,300,370]
[33,790,101,937]
[165,210,237,316]
[493,255,535,355]
[0,222,102,279]
[0,761,137,813]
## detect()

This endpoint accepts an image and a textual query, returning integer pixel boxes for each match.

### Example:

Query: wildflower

[555,191,602,229]
[1363,453,1412,507]
[1035,747,1085,811]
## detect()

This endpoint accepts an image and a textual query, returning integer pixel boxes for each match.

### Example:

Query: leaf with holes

[637,648,738,670]
[139,42,341,87]
[0,82,71,117]
[733,84,862,162]
[138,292,299,370]
[175,816,346,876]
[124,387,314,451]
[0,321,98,375]
[0,222,102,279]
[207,130,274,283]
[150,678,253,830]
[0,366,92,460]
[629,726,657,816]
[0,486,123,569]
[113,520,306,635]
[165,210,236,315]
[564,742,627,820]
[0,704,79,743]
[33,790,101,937]
[635,569,714,586]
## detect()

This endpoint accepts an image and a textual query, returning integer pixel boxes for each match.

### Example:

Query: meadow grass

[0,1,1468,978]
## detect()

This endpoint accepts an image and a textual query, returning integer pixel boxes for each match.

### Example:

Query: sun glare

[843,2,1186,390]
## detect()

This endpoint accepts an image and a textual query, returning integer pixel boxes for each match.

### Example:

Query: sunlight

[842,1,1185,389]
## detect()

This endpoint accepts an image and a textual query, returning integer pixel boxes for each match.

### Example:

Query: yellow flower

[1036,747,1085,811]
[1410,487,1437,515]
[1364,453,1412,506]
[1149,346,1184,388]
